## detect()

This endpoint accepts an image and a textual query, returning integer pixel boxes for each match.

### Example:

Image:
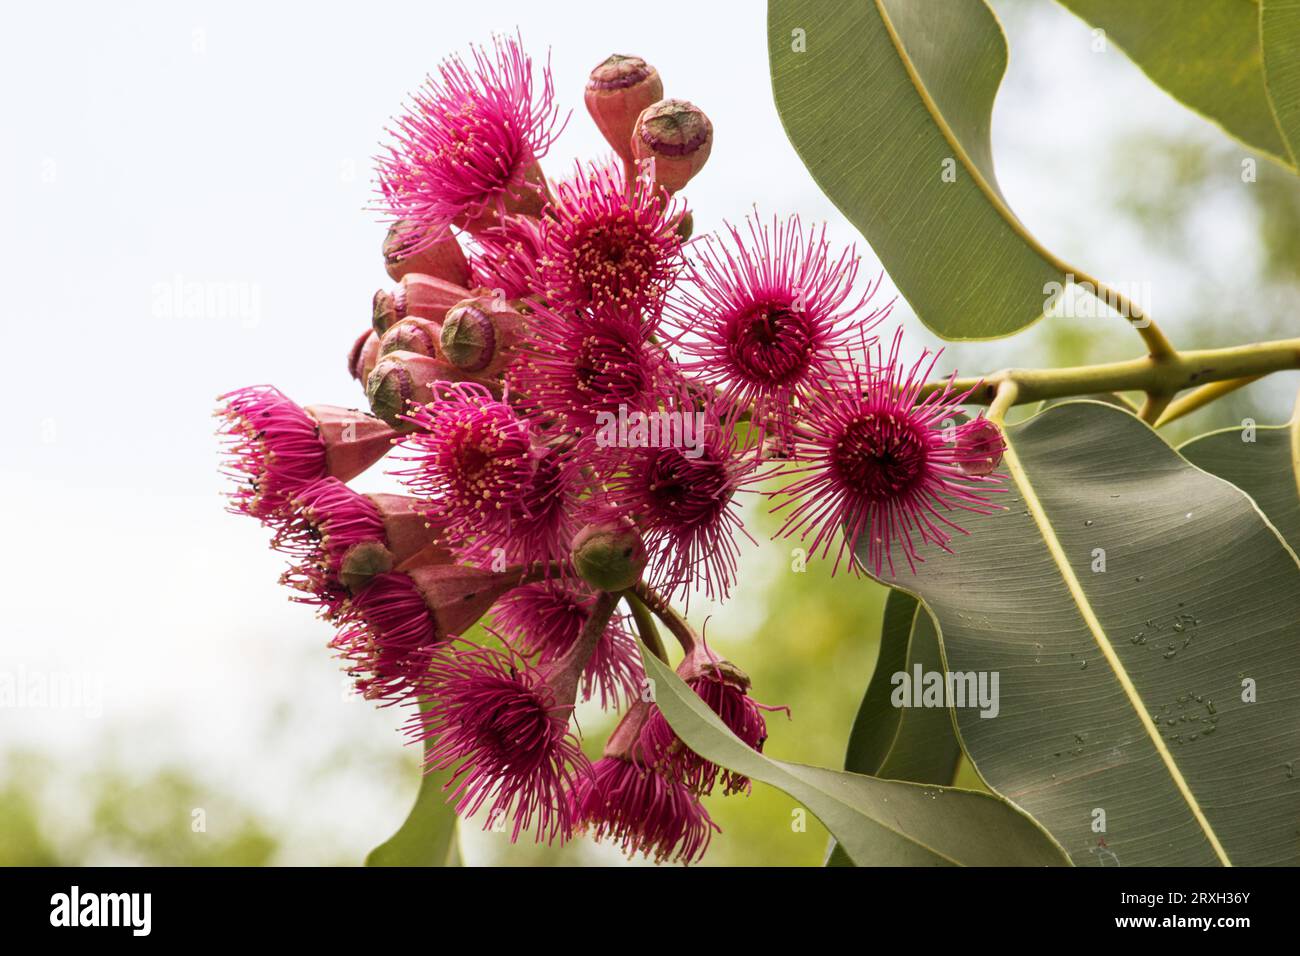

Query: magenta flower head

[332,564,526,703]
[376,33,564,243]
[591,393,758,603]
[493,582,643,709]
[641,641,785,796]
[394,381,579,565]
[274,478,453,616]
[538,159,684,315]
[412,640,590,843]
[215,386,396,521]
[771,329,1002,576]
[509,304,676,433]
[666,213,889,438]
[393,381,535,538]
[569,701,718,864]
[469,214,547,302]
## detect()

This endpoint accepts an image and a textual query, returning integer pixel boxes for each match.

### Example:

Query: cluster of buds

[217,33,1004,864]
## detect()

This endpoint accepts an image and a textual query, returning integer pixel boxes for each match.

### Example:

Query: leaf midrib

[871,0,1064,269]
[999,427,1234,866]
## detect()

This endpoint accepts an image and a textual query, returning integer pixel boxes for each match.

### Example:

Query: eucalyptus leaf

[829,591,965,865]
[768,0,1073,340]
[1262,0,1300,173]
[845,591,963,784]
[366,703,461,867]
[1057,0,1296,169]
[1179,418,1300,551]
[869,400,1300,866]
[639,640,1069,866]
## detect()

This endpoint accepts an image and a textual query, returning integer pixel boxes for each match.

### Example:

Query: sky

[0,0,1289,863]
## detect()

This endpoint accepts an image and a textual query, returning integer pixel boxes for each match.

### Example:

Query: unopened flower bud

[584,55,664,165]
[440,296,524,374]
[956,418,1005,477]
[632,99,713,193]
[373,273,471,335]
[366,350,455,427]
[571,522,648,592]
[348,329,382,383]
[380,316,443,358]
[383,220,473,286]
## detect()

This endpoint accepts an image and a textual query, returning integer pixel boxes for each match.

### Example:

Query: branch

[922,338,1300,409]
[1154,376,1262,427]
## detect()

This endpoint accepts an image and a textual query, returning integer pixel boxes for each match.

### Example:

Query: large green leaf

[640,640,1069,866]
[1263,0,1300,167]
[1179,417,1300,550]
[845,591,963,784]
[828,590,965,865]
[867,400,1300,866]
[768,0,1072,340]
[1057,0,1296,169]
[366,703,461,867]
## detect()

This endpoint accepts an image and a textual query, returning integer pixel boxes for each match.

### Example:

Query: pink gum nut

[373,273,472,335]
[956,418,1006,477]
[383,220,473,286]
[410,564,535,640]
[303,405,398,482]
[365,350,456,428]
[456,159,550,235]
[584,55,663,165]
[379,316,443,358]
[337,497,456,591]
[439,295,526,375]
[632,99,713,194]
[369,493,455,567]
[348,329,382,383]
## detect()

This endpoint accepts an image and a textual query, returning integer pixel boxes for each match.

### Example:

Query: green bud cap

[339,540,395,592]
[571,522,648,592]
[440,302,497,372]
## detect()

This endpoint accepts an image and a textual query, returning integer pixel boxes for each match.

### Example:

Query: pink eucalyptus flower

[641,641,787,796]
[412,589,624,845]
[215,386,395,521]
[469,214,547,302]
[454,444,582,569]
[771,329,1002,576]
[332,564,530,703]
[537,159,684,316]
[376,33,564,243]
[274,478,453,618]
[392,381,536,542]
[508,304,677,435]
[568,701,718,864]
[666,213,889,439]
[590,393,758,603]
[493,582,643,709]
[412,641,590,843]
